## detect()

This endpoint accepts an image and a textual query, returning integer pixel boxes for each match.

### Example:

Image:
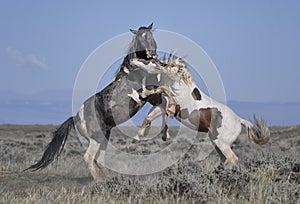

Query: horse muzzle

[146,50,158,59]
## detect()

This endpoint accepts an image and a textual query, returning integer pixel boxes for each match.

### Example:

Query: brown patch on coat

[209,108,223,140]
[191,87,202,100]
[189,108,210,132]
[175,104,189,120]
[175,104,181,117]
[188,108,222,140]
[175,105,222,139]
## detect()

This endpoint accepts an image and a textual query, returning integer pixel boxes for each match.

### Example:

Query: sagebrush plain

[1,124,299,203]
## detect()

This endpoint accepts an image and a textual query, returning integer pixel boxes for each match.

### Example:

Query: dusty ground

[0,124,299,203]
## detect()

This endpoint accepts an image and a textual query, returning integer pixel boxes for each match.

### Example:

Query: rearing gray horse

[26,23,176,180]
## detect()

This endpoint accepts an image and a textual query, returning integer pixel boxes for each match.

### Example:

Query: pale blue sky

[0,1,299,103]
[0,0,300,102]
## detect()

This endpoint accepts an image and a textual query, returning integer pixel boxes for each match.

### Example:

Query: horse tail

[240,115,270,145]
[25,116,74,171]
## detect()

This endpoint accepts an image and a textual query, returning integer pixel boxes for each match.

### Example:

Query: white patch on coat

[123,67,130,73]
[157,73,161,82]
[96,150,106,166]
[128,88,141,104]
[142,77,146,87]
[79,104,88,136]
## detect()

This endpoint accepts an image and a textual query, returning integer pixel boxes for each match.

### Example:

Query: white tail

[240,116,270,145]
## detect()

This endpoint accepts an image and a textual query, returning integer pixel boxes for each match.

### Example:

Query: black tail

[25,117,74,171]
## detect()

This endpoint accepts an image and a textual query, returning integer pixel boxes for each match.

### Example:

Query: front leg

[133,105,163,143]
[156,86,176,117]
[140,85,176,117]
[133,103,171,143]
[161,108,171,141]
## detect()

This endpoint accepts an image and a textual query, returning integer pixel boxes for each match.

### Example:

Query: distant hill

[228,101,300,126]
[0,89,72,124]
[0,90,299,126]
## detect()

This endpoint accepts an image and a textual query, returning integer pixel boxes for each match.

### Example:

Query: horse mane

[159,53,194,86]
[114,35,138,80]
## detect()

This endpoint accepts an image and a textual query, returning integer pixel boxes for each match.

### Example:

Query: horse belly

[175,104,223,136]
[175,117,200,131]
[109,80,145,125]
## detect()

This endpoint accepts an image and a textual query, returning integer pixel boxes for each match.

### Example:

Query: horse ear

[147,22,153,30]
[130,29,137,35]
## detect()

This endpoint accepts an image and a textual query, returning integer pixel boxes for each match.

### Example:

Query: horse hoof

[132,138,141,144]
[162,136,171,142]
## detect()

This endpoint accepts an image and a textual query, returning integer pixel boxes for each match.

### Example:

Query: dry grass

[0,125,299,203]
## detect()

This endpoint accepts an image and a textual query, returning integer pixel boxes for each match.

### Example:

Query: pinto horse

[131,56,270,167]
[26,23,176,180]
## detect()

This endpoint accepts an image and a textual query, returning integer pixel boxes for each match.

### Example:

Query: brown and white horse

[131,56,270,167]
[25,24,176,180]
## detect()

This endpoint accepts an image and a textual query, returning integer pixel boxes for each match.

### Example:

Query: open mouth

[131,50,159,68]
[134,56,165,68]
[146,50,158,60]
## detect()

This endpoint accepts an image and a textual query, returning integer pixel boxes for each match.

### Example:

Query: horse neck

[117,37,135,68]
[174,80,195,95]
[115,49,136,80]
[164,74,210,102]
[121,52,134,67]
[160,74,194,95]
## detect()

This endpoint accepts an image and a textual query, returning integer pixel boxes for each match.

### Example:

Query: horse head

[116,23,158,80]
[128,23,157,60]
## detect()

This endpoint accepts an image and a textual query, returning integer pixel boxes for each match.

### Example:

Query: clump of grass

[91,152,299,203]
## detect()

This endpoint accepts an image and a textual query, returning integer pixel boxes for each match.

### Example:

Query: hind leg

[212,138,238,167]
[209,118,242,167]
[94,129,111,177]
[95,150,110,176]
[209,133,238,167]
[214,142,238,167]
[83,139,104,181]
